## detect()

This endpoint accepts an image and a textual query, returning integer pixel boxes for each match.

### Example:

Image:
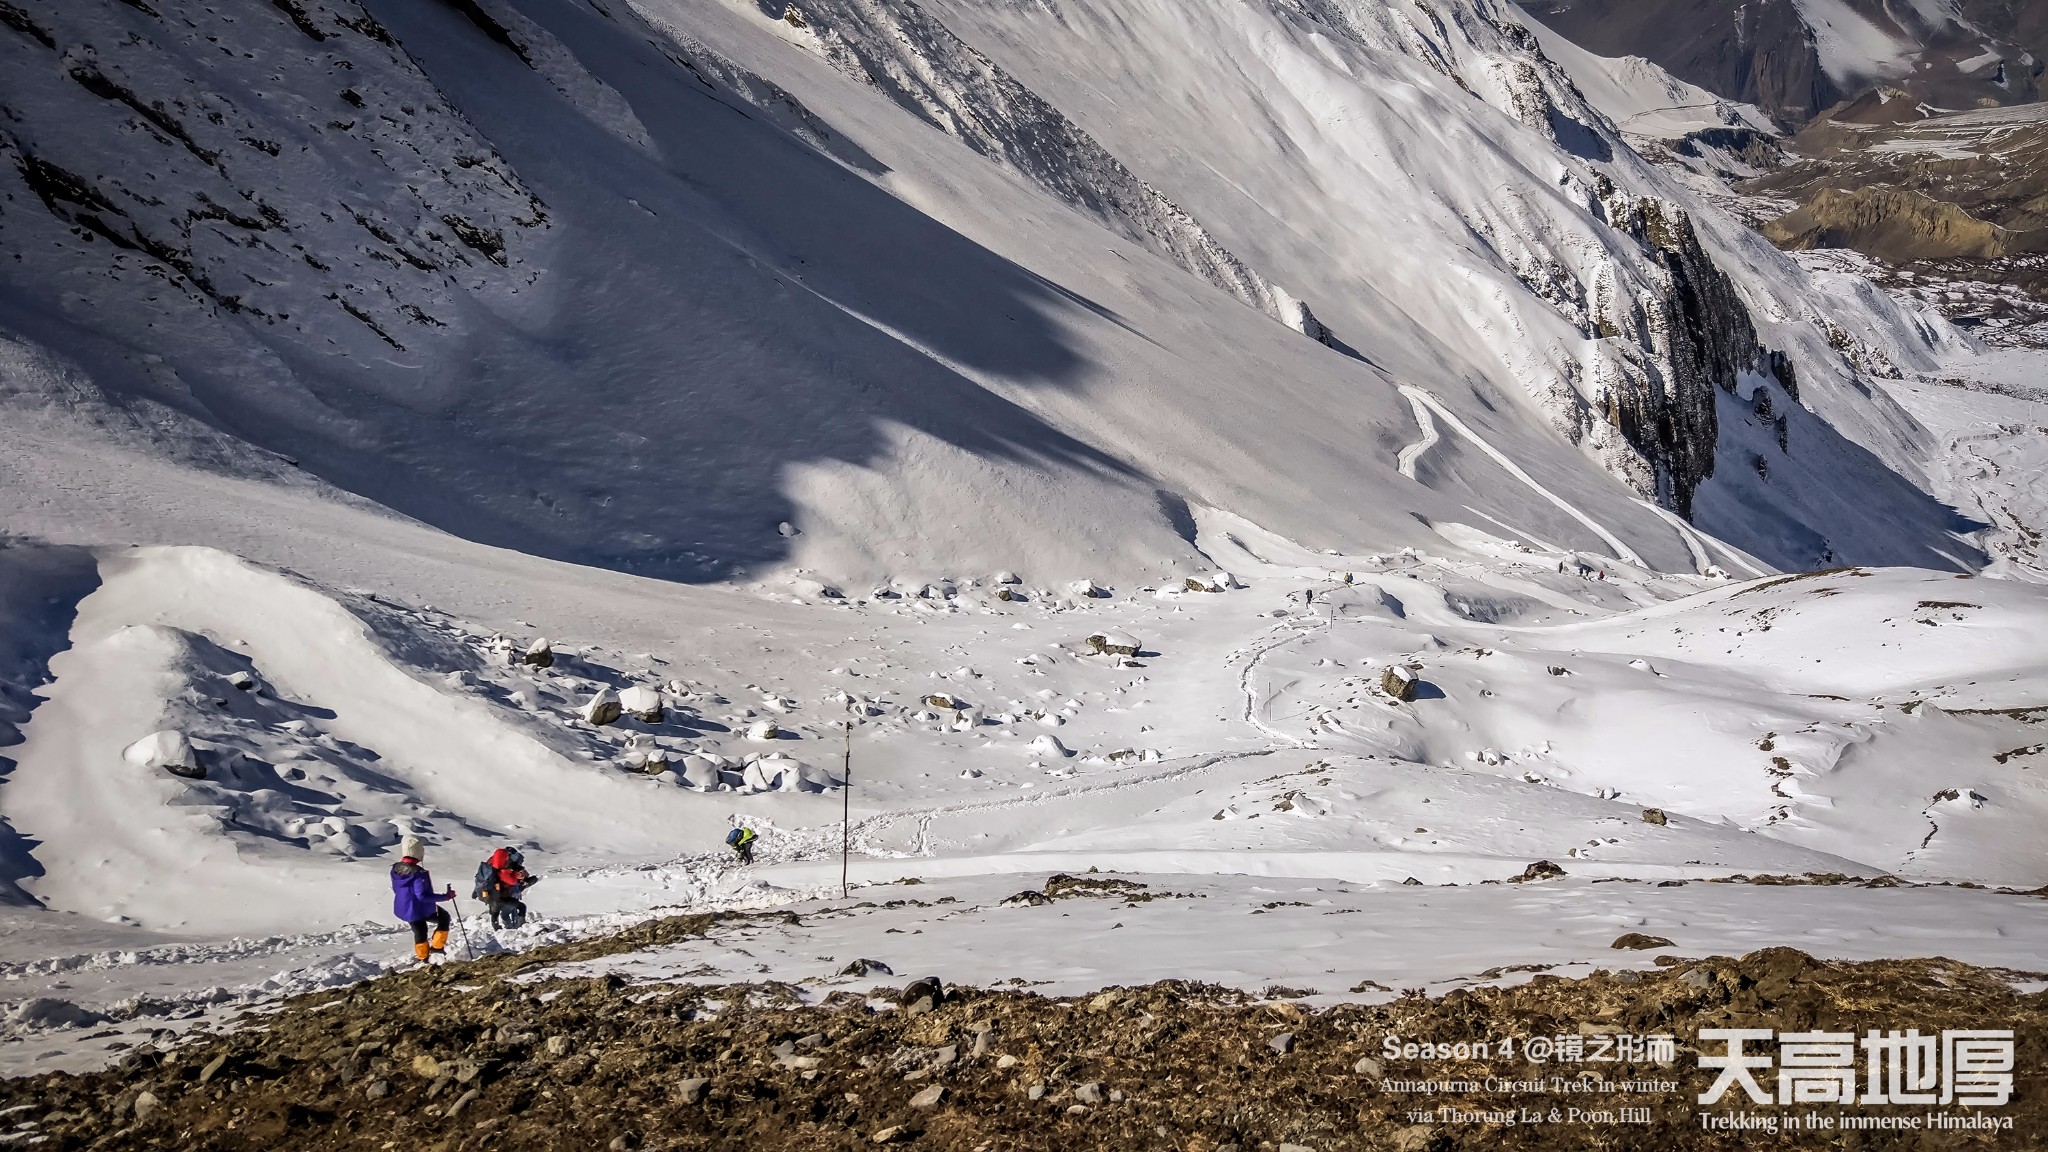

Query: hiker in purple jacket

[391,836,457,963]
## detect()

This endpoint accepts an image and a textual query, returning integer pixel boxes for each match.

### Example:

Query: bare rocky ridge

[2,912,2042,1150]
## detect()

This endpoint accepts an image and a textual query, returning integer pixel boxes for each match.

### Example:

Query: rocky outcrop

[1674,127,1783,172]
[1584,186,1771,518]
[1762,187,2012,263]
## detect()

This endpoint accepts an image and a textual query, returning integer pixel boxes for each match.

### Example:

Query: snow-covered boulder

[746,719,781,741]
[1182,575,1222,593]
[622,742,671,775]
[924,692,963,710]
[581,688,623,725]
[678,753,724,790]
[993,571,1022,585]
[521,638,554,668]
[743,757,781,792]
[1028,733,1073,758]
[789,576,843,600]
[6,998,107,1031]
[122,730,204,779]
[744,754,819,791]
[1085,632,1140,657]
[1068,579,1109,598]
[618,685,664,723]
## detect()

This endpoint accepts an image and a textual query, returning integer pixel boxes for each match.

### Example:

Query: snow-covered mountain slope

[1520,0,2048,129]
[0,0,1992,588]
[1518,14,1779,144]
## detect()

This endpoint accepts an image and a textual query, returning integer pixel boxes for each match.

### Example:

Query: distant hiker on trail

[474,846,540,930]
[391,836,456,963]
[727,826,757,865]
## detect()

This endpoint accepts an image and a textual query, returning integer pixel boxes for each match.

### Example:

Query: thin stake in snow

[841,720,852,901]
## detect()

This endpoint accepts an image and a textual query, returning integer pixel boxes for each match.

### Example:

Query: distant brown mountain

[1519,0,2047,130]
[1749,95,2048,309]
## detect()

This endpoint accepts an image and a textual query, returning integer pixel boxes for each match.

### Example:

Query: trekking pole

[450,898,476,960]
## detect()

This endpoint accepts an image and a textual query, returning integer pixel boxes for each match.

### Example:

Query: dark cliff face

[1593,189,1774,520]
[1521,0,2047,130]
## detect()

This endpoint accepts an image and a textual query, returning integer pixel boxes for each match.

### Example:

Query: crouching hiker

[726,825,757,865]
[474,846,540,930]
[392,836,457,963]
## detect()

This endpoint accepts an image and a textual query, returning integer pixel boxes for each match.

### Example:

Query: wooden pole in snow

[841,720,852,900]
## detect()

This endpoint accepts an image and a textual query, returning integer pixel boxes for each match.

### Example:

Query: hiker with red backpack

[473,846,541,930]
[390,836,457,964]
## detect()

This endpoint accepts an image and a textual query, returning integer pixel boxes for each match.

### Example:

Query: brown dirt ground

[3,910,2042,1151]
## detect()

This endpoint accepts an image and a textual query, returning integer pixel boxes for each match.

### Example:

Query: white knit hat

[401,836,426,860]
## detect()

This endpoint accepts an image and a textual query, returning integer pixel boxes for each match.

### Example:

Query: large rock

[121,730,204,779]
[1027,734,1072,758]
[1510,860,1567,883]
[623,742,671,775]
[678,754,724,790]
[521,638,554,668]
[581,688,623,726]
[618,685,664,723]
[789,576,844,600]
[6,997,107,1030]
[899,975,943,1014]
[1379,666,1417,702]
[1085,631,1140,657]
[1612,932,1676,950]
